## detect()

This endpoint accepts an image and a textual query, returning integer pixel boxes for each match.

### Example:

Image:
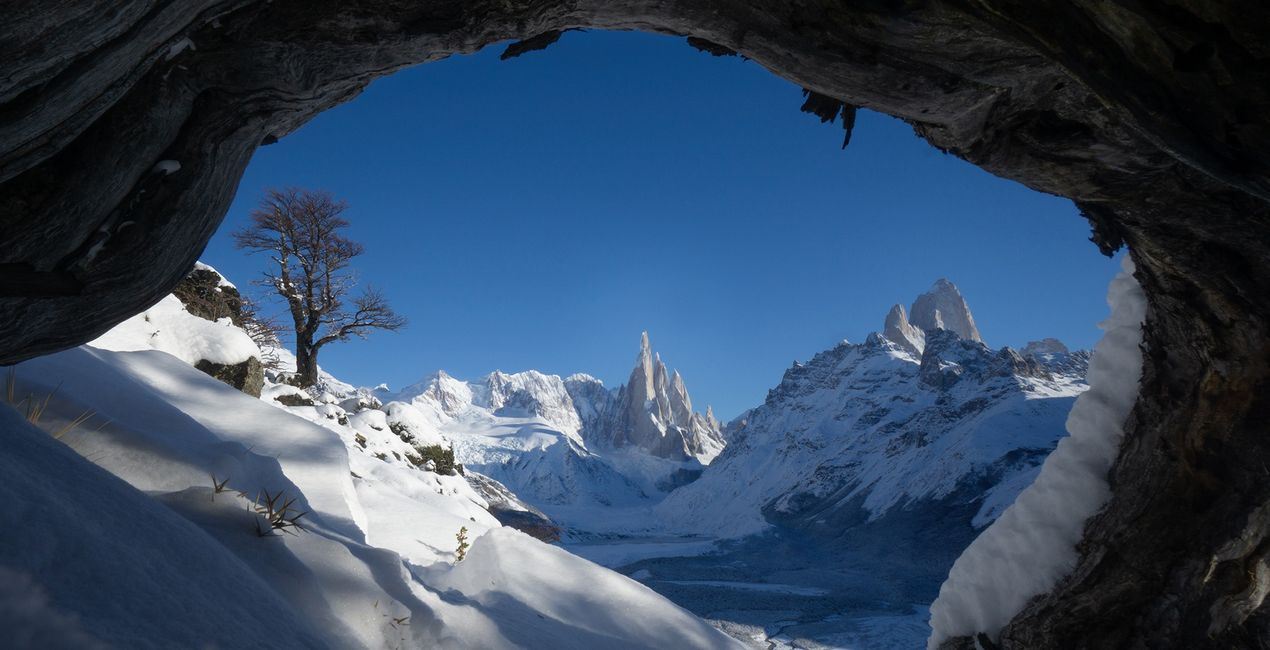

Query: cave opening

[188,30,1122,648]
[3,3,1269,648]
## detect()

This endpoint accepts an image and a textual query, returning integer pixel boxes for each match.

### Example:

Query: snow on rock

[599,332,726,461]
[420,527,744,649]
[884,303,927,358]
[381,400,448,447]
[384,338,725,521]
[152,159,181,174]
[927,257,1146,648]
[655,283,1088,539]
[89,294,259,366]
[192,261,237,289]
[1021,337,1069,358]
[397,370,476,418]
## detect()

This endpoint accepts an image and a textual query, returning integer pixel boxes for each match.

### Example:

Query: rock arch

[3,2,1268,647]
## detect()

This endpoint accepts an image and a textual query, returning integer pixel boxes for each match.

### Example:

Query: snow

[653,335,1087,539]
[0,406,329,649]
[389,369,713,523]
[926,258,1146,647]
[419,527,742,649]
[0,567,108,650]
[193,261,237,289]
[164,37,194,60]
[89,294,260,366]
[654,580,831,597]
[152,159,181,174]
[5,272,738,648]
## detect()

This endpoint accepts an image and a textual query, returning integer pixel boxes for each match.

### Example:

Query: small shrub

[388,421,414,443]
[210,474,231,494]
[5,367,96,439]
[414,444,461,476]
[455,526,469,562]
[354,433,367,448]
[252,488,309,537]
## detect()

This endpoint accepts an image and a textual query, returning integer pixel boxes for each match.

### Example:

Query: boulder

[194,357,264,398]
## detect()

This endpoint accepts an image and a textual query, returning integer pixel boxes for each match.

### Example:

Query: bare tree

[238,294,286,370]
[233,188,405,387]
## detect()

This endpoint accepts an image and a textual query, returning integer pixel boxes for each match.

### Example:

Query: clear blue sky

[201,30,1122,420]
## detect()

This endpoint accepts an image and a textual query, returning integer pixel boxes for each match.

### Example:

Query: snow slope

[0,405,329,650]
[2,264,740,650]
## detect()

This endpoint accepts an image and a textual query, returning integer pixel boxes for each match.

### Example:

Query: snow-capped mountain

[593,332,726,461]
[656,279,1090,540]
[385,333,725,519]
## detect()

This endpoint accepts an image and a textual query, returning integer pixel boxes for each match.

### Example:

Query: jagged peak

[885,303,908,325]
[883,302,926,357]
[908,278,983,344]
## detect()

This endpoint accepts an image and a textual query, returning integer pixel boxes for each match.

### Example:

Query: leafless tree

[238,295,286,370]
[233,188,405,387]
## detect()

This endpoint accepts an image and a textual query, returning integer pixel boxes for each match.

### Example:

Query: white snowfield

[90,293,261,366]
[387,360,721,525]
[2,287,740,648]
[927,258,1146,648]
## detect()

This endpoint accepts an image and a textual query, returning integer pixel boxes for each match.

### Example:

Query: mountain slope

[657,280,1089,541]
[386,333,725,521]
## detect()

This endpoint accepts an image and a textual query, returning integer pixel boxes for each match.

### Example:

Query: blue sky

[201,30,1122,419]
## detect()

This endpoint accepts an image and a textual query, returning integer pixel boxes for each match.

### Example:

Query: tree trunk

[294,342,318,388]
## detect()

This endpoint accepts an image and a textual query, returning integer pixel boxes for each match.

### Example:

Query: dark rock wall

[2,2,1269,647]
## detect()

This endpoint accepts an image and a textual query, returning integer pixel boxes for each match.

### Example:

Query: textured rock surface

[1021,338,1070,358]
[884,303,927,357]
[2,2,1270,647]
[194,356,263,398]
[910,278,984,344]
[172,267,242,326]
[170,265,263,396]
[602,332,725,460]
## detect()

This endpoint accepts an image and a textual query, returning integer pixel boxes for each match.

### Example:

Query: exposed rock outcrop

[884,304,927,357]
[195,357,264,398]
[1020,338,1069,358]
[909,279,983,344]
[600,332,725,461]
[465,472,562,543]
[172,263,243,325]
[169,264,263,397]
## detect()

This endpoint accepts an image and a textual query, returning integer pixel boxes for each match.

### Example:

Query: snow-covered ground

[1,284,740,649]
[1,263,1139,650]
